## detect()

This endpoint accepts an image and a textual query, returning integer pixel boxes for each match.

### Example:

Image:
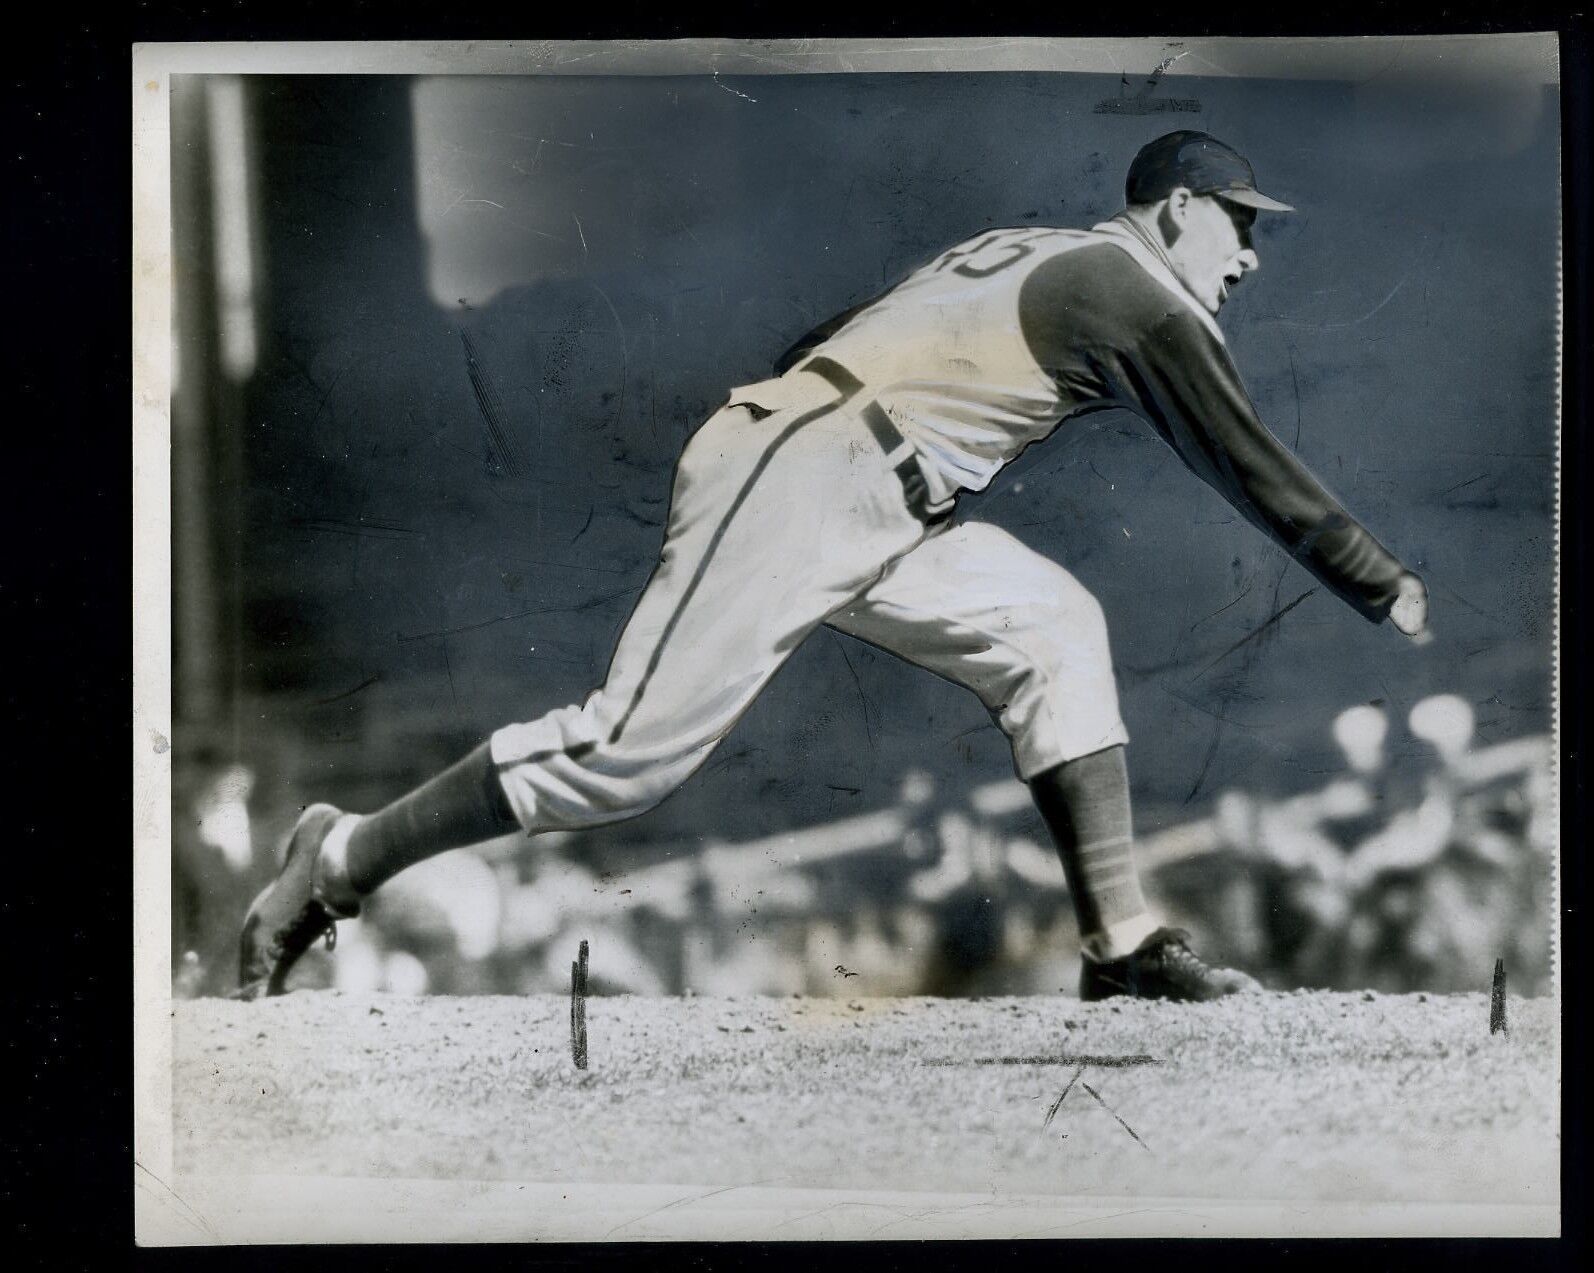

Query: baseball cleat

[1079,927,1261,1002]
[235,803,359,1000]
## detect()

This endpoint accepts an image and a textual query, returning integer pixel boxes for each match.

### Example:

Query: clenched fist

[1390,572,1430,643]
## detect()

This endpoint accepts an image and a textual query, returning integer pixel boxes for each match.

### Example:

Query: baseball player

[239,130,1429,1003]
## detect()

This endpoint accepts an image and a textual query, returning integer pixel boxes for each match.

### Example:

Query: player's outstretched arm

[1125,309,1418,627]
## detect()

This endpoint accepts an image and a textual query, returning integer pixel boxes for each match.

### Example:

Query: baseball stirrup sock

[1029,745,1154,962]
[341,741,519,896]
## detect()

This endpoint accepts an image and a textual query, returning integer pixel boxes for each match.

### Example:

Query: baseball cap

[1125,131,1294,212]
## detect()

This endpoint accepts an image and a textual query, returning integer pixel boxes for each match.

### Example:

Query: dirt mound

[168,990,1557,1232]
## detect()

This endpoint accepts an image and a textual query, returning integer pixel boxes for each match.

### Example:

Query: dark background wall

[173,68,1558,846]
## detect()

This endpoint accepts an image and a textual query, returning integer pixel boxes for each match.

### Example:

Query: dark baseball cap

[1125,131,1294,212]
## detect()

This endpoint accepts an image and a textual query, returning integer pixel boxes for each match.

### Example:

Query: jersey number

[932,233,1038,278]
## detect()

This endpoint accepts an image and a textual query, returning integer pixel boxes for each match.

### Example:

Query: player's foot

[235,803,360,1000]
[1079,926,1260,1002]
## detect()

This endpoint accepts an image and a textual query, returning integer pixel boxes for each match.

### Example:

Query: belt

[800,356,950,526]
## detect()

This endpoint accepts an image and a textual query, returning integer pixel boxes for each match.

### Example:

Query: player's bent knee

[993,579,1123,763]
[1023,578,1114,674]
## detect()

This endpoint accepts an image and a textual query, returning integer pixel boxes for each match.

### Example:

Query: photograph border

[131,32,1569,1245]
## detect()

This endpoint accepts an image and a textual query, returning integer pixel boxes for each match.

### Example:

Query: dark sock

[1028,744,1149,944]
[343,742,519,896]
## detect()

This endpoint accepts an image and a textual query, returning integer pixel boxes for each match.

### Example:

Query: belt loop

[800,355,864,398]
[860,401,901,456]
[800,355,950,526]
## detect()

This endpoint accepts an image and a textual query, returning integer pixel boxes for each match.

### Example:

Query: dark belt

[800,356,950,526]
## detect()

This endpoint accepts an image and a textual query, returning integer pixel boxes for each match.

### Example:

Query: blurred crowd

[172,692,1555,1000]
[1172,695,1554,994]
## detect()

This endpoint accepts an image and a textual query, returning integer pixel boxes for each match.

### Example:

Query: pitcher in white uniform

[239,131,1430,1004]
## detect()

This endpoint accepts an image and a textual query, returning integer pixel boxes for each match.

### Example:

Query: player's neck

[1114,208,1176,271]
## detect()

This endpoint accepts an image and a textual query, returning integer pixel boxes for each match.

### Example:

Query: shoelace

[268,904,339,961]
[1147,928,1210,979]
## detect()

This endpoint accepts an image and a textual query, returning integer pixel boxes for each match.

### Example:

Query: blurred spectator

[325,849,502,994]
[172,751,260,997]
[1190,694,1553,994]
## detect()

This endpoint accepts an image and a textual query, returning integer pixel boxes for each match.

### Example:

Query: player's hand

[1389,572,1431,644]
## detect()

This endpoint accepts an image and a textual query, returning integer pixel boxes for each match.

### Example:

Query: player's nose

[1236,248,1260,274]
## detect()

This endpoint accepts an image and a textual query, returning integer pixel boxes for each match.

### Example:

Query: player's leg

[239,389,929,996]
[481,393,928,836]
[826,522,1150,954]
[826,521,1258,1000]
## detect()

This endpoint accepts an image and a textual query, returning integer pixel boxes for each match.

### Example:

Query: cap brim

[1215,187,1295,213]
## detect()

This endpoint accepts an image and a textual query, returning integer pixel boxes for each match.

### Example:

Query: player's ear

[1156,188,1190,246]
[1165,187,1194,227]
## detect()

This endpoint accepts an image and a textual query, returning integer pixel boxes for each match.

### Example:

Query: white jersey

[783,221,1224,512]
[749,216,1405,623]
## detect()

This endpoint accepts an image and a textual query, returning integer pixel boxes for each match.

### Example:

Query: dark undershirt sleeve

[1118,309,1409,623]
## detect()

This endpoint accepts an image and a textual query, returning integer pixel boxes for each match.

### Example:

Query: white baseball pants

[489,364,1128,834]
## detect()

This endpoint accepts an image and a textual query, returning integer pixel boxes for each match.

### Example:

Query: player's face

[1168,195,1260,316]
